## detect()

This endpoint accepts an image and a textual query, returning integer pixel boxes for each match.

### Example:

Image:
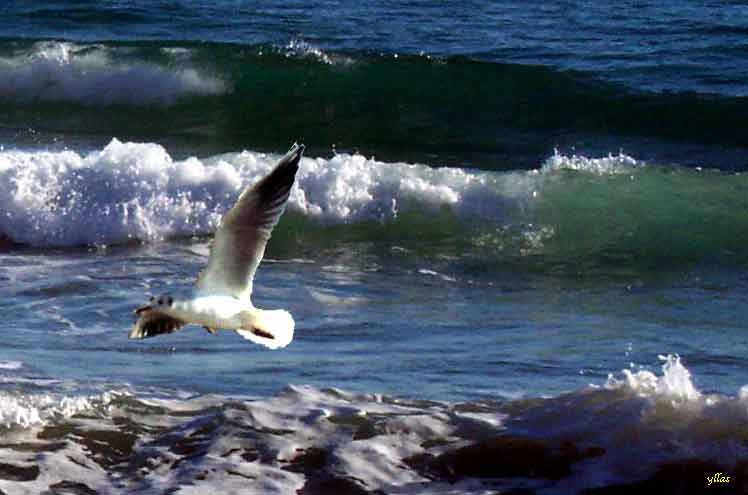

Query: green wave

[1,39,747,170]
[267,163,748,277]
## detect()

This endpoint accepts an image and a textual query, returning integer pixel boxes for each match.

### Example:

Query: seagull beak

[134,305,152,315]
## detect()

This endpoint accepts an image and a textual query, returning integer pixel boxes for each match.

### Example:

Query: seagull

[129,143,304,349]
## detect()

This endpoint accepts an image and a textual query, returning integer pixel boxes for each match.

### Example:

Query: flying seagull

[129,143,304,349]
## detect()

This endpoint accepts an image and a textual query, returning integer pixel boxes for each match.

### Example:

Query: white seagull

[129,143,304,349]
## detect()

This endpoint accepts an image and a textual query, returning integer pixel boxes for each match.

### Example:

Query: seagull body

[129,143,304,349]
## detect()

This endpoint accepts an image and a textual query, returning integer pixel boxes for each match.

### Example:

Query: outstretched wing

[196,143,303,300]
[129,308,186,339]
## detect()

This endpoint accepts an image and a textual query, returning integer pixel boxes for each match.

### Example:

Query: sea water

[0,1,747,493]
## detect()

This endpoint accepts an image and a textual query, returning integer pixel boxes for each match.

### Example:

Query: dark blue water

[0,2,747,494]
[3,0,747,97]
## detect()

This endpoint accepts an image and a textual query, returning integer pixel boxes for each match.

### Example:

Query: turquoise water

[0,2,747,493]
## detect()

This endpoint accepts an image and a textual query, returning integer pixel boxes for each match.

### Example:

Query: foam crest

[0,390,117,429]
[284,39,338,65]
[0,140,505,247]
[2,377,748,493]
[293,152,484,220]
[542,149,643,174]
[605,354,701,403]
[0,140,223,246]
[0,41,225,105]
[3,140,742,272]
[482,356,748,492]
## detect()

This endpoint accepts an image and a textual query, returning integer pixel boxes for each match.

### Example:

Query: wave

[0,39,746,170]
[1,139,747,275]
[0,41,225,105]
[0,139,482,247]
[0,357,746,494]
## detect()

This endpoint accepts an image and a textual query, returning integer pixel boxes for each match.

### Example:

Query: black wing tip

[289,142,305,155]
[261,142,304,193]
[281,142,305,168]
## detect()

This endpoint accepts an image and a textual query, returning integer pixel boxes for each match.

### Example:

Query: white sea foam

[532,355,748,492]
[0,390,118,429]
[605,354,701,402]
[542,149,643,174]
[115,385,503,494]
[0,384,501,494]
[0,41,225,105]
[0,139,673,251]
[0,139,509,247]
[0,366,747,494]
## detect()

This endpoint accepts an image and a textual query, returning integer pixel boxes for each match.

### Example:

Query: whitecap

[0,139,509,247]
[0,41,226,106]
[542,149,644,174]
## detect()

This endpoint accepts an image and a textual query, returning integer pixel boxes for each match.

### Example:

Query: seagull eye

[167,296,173,306]
[149,296,155,302]
[158,298,163,305]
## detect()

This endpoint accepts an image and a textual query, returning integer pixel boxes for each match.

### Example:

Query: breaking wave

[0,40,746,170]
[0,357,746,493]
[0,41,225,106]
[1,139,747,275]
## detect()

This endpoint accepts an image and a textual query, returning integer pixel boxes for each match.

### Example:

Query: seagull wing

[196,143,303,299]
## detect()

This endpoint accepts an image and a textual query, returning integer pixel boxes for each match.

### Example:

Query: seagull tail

[236,309,295,350]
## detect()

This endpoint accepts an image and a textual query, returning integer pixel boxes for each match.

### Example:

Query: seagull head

[135,294,175,315]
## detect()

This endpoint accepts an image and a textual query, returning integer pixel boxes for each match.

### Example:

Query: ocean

[0,1,747,493]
